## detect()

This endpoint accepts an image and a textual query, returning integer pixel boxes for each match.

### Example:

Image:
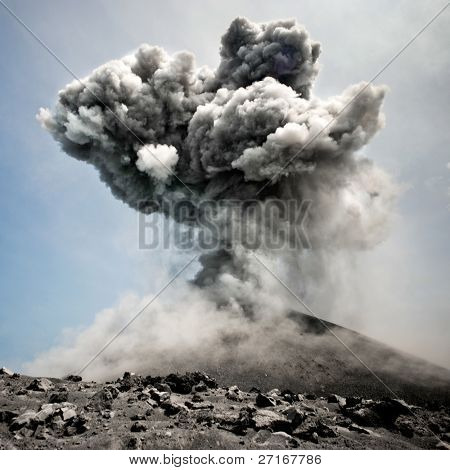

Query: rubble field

[0,368,449,450]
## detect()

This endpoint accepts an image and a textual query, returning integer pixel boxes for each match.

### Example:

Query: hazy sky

[0,0,449,370]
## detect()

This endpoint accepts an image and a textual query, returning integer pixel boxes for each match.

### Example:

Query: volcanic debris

[0,368,448,449]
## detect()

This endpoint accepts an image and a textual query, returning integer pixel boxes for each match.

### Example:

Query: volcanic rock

[216,407,255,436]
[283,407,306,428]
[267,431,299,448]
[253,409,291,432]
[130,421,147,432]
[65,375,82,383]
[280,390,298,404]
[292,418,337,441]
[348,424,371,435]
[0,367,13,376]
[148,388,171,404]
[160,401,188,417]
[394,416,415,438]
[154,383,172,394]
[117,372,141,392]
[193,383,207,393]
[64,416,89,436]
[33,425,51,440]
[328,394,346,407]
[48,392,69,403]
[27,378,54,392]
[9,411,37,431]
[0,410,18,424]
[0,369,448,450]
[130,414,146,421]
[256,393,277,408]
[225,385,243,401]
[185,401,214,410]
[61,408,77,422]
[345,396,362,408]
[344,397,412,428]
[164,374,194,394]
[89,385,120,410]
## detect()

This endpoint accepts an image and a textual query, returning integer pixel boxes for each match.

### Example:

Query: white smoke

[136,144,179,182]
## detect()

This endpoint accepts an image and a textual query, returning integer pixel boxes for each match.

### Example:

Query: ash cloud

[31,17,399,378]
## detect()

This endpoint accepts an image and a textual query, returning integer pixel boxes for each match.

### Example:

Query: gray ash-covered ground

[0,368,449,450]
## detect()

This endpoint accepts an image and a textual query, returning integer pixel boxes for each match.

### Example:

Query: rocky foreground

[0,367,449,450]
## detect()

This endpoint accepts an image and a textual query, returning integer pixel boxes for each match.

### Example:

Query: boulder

[372,398,411,424]
[125,436,141,450]
[130,414,146,421]
[216,407,255,435]
[185,401,214,410]
[395,416,414,438]
[280,390,298,404]
[283,407,305,428]
[193,382,208,393]
[163,372,217,394]
[345,406,382,427]
[344,398,412,428]
[64,416,89,436]
[49,392,69,404]
[160,401,188,417]
[34,404,58,424]
[0,410,18,424]
[348,424,371,435]
[154,382,172,394]
[130,422,147,433]
[225,385,243,401]
[191,393,203,403]
[253,409,291,432]
[266,431,299,448]
[0,367,13,376]
[256,393,277,408]
[9,411,37,431]
[101,410,115,419]
[27,378,54,392]
[65,375,82,382]
[148,388,171,404]
[61,408,77,422]
[117,372,141,392]
[345,396,362,408]
[34,425,51,440]
[33,402,77,425]
[293,419,337,441]
[189,371,218,389]
[327,394,346,407]
[292,424,319,444]
[89,385,120,410]
[164,373,194,394]
[146,398,158,408]
[315,421,338,438]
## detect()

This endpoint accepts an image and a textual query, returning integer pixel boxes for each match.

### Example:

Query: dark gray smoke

[38,17,395,285]
[31,18,398,378]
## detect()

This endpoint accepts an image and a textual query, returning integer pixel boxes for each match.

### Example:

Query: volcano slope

[0,313,449,450]
[201,311,450,409]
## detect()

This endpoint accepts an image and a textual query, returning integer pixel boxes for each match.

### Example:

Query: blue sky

[0,0,449,369]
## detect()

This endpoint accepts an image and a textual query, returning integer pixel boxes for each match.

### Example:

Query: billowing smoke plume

[31,18,398,379]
